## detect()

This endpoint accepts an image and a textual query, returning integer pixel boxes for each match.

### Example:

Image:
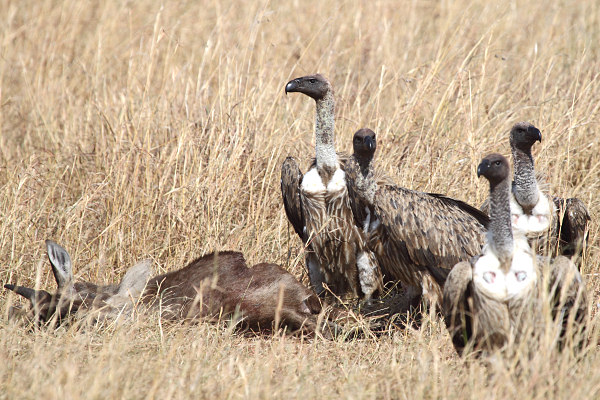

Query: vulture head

[285,74,332,101]
[352,128,377,161]
[477,153,510,188]
[509,122,542,152]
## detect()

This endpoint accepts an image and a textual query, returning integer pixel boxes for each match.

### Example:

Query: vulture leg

[306,252,326,297]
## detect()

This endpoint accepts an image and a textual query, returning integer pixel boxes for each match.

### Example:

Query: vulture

[443,154,588,356]
[281,74,382,300]
[344,128,489,299]
[492,122,590,257]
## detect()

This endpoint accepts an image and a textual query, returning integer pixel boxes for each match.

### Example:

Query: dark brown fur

[4,244,330,337]
[142,252,325,334]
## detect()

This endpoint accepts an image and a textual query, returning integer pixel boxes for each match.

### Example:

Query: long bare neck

[314,91,338,171]
[352,154,377,203]
[512,146,539,211]
[488,178,513,269]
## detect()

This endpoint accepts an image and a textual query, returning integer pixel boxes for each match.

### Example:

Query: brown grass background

[1,0,599,398]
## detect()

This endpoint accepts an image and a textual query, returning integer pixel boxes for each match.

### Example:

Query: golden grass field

[1,0,600,398]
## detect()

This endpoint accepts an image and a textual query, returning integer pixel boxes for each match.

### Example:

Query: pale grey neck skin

[352,153,377,204]
[511,145,539,213]
[488,178,514,269]
[314,91,338,171]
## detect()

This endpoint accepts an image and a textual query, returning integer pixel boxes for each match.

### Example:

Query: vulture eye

[354,137,362,143]
[515,271,527,282]
[494,160,501,166]
[372,135,376,140]
[309,78,316,84]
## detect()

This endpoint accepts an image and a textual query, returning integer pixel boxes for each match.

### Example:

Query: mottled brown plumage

[281,75,382,300]
[543,254,588,349]
[345,128,489,298]
[550,196,590,257]
[443,154,588,356]
[444,154,533,355]
[445,255,588,356]
[483,122,591,258]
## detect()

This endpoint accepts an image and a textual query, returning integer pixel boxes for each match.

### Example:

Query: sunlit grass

[1,0,599,398]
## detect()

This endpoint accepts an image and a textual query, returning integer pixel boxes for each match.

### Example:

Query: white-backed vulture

[443,154,588,356]
[494,122,590,257]
[281,75,382,300]
[344,128,489,299]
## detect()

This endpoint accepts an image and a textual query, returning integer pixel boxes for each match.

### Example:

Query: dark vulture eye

[309,78,316,84]
[494,160,501,166]
[354,137,362,143]
[372,135,376,140]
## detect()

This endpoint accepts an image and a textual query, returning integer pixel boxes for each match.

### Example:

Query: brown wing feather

[553,197,591,257]
[301,183,377,298]
[373,185,487,287]
[281,157,306,241]
[427,193,490,229]
[442,260,474,355]
[548,255,589,348]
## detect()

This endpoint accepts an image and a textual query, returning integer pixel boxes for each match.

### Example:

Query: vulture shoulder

[427,193,490,229]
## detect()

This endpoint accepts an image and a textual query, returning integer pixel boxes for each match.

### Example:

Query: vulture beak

[285,79,300,95]
[364,136,375,151]
[477,160,489,178]
[528,126,542,142]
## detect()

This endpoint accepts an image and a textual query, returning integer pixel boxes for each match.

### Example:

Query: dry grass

[1,0,600,398]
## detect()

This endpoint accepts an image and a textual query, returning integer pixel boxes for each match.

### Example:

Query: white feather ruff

[301,167,326,193]
[326,168,346,192]
[473,235,536,302]
[510,190,554,234]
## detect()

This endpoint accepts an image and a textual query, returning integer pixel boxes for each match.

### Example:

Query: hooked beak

[528,126,542,142]
[364,136,375,151]
[477,160,489,178]
[285,79,300,95]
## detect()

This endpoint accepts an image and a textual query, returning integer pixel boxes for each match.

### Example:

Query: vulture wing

[442,260,474,356]
[281,157,306,242]
[553,197,591,257]
[372,185,487,287]
[547,255,589,349]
